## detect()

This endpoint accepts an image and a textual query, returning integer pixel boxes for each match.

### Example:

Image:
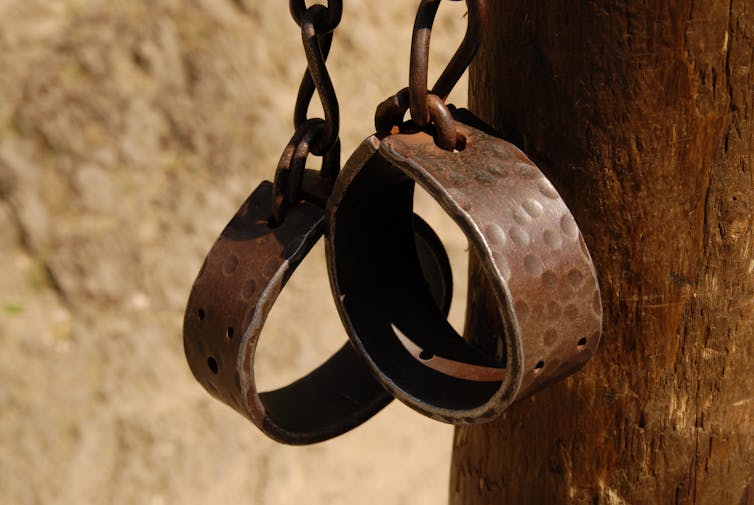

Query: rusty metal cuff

[183,177,453,444]
[326,110,603,423]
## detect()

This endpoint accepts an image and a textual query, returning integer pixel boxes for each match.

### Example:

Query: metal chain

[273,0,486,222]
[293,1,342,156]
[273,0,343,224]
[375,0,488,151]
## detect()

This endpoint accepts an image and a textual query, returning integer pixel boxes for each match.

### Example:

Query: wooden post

[451,1,754,504]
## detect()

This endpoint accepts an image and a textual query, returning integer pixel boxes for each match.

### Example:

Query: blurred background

[0,1,472,504]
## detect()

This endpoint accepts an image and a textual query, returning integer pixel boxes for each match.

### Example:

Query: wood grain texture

[451,1,754,504]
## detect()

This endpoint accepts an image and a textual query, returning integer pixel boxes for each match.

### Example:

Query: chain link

[297,5,340,155]
[273,1,343,223]
[376,0,488,151]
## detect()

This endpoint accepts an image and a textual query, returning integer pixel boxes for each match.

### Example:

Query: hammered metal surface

[326,110,602,423]
[383,121,602,398]
[184,178,453,444]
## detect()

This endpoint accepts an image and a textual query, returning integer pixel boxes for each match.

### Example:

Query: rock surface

[0,1,470,504]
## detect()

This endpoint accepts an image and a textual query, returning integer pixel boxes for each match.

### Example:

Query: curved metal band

[184,179,453,444]
[326,110,602,423]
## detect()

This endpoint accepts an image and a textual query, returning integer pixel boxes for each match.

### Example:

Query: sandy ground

[0,1,471,504]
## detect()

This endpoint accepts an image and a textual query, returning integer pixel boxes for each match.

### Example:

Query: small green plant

[3,302,23,315]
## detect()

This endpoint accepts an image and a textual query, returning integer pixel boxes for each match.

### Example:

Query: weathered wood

[451,1,754,504]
